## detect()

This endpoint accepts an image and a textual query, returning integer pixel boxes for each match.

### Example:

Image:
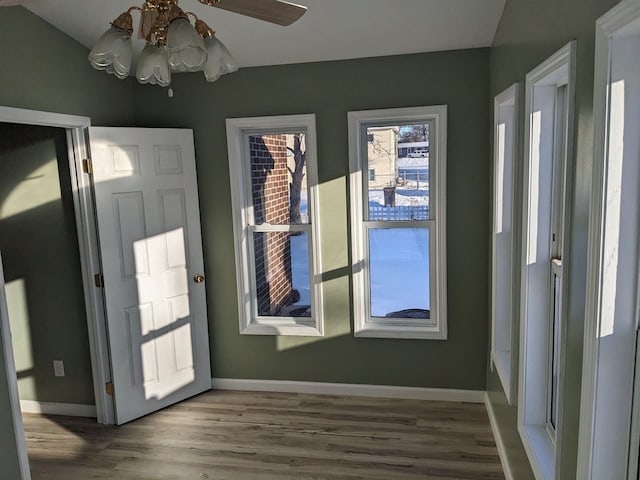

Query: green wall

[0,7,135,126]
[486,0,621,478]
[133,48,491,390]
[0,6,134,407]
[0,124,94,404]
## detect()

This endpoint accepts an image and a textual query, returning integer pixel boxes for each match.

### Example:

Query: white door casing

[90,127,211,425]
[0,251,31,479]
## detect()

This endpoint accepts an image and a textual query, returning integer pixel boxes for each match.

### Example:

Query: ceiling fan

[197,0,306,26]
[0,0,307,25]
[2,0,307,90]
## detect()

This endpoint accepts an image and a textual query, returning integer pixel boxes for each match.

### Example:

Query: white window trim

[519,41,576,480]
[491,83,520,405]
[348,106,447,340]
[226,114,324,336]
[578,1,640,478]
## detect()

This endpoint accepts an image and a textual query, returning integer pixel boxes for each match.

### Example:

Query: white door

[90,127,211,425]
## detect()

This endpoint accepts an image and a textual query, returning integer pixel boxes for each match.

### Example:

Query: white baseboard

[485,393,514,480]
[212,378,485,403]
[20,400,96,418]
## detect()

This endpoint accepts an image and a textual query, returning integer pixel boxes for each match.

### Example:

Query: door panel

[90,127,211,425]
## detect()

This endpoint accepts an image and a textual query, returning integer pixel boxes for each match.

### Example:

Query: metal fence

[369,205,429,221]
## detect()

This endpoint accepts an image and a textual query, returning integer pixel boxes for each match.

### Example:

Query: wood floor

[23,390,504,480]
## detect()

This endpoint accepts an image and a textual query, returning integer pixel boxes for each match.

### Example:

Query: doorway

[0,122,97,415]
[0,107,113,430]
[0,106,110,480]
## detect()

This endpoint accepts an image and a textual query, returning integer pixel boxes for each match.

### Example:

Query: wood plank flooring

[22,390,504,479]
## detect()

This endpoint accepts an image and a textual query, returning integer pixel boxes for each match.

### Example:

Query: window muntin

[226,115,322,336]
[348,106,446,340]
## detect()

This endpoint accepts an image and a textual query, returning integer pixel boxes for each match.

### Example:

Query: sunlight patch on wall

[599,80,625,338]
[5,279,35,395]
[277,177,351,351]
[495,122,506,235]
[0,156,60,220]
[526,110,542,266]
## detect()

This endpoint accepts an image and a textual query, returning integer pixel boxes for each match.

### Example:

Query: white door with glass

[90,127,211,425]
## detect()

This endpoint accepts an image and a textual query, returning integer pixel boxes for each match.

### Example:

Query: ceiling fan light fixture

[136,43,172,87]
[167,16,207,72]
[88,25,133,80]
[88,0,307,90]
[202,35,238,82]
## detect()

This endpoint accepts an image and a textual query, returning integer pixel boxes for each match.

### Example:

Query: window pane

[366,123,430,221]
[549,273,561,430]
[253,231,310,317]
[369,228,430,318]
[249,133,308,225]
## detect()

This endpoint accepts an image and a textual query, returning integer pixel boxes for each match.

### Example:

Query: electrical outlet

[53,360,65,377]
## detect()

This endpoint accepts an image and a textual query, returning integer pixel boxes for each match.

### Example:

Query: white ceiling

[8,0,506,67]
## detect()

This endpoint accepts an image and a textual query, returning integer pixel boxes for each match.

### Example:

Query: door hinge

[105,381,114,396]
[82,158,93,174]
[94,273,104,288]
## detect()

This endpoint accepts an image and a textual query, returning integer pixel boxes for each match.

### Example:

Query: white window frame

[578,1,640,479]
[519,42,576,480]
[348,106,447,340]
[491,83,520,404]
[226,114,323,336]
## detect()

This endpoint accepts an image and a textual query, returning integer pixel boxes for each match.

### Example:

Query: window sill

[355,323,447,340]
[241,321,323,337]
[492,349,513,403]
[519,423,555,480]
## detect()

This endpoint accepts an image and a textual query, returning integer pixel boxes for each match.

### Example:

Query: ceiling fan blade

[202,0,307,26]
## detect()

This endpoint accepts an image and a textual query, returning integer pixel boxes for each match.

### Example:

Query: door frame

[0,105,114,425]
[0,250,31,479]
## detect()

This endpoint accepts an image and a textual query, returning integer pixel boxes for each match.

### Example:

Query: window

[578,2,640,478]
[519,42,575,480]
[226,114,323,336]
[348,106,447,340]
[491,83,519,404]
[368,168,376,182]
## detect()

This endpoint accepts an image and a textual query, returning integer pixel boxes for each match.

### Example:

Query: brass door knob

[193,274,205,283]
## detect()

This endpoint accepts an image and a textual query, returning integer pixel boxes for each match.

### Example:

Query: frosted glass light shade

[167,18,207,72]
[88,26,132,80]
[202,36,238,82]
[136,44,171,87]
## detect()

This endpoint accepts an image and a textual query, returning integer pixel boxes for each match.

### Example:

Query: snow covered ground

[369,228,430,315]
[368,187,428,208]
